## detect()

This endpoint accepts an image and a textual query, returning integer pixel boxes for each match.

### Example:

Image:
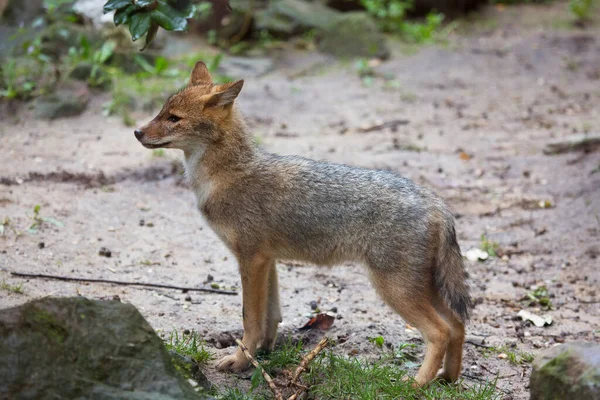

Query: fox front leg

[216,254,272,372]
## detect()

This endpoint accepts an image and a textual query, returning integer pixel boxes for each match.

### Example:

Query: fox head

[134,61,244,152]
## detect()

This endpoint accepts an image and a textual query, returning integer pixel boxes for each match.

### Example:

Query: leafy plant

[361,0,413,32]
[0,60,36,99]
[28,205,64,233]
[569,0,596,23]
[103,0,212,50]
[368,335,385,348]
[524,285,553,310]
[401,12,445,43]
[480,234,499,257]
[360,0,445,43]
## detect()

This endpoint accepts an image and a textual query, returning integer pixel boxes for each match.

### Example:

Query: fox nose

[134,129,144,140]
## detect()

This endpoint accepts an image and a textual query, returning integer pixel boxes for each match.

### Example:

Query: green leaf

[129,11,152,41]
[114,4,135,25]
[103,0,132,13]
[151,0,188,31]
[141,22,159,51]
[249,367,263,392]
[136,0,155,6]
[94,41,116,64]
[133,55,156,74]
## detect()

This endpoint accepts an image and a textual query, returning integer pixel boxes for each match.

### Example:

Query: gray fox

[134,61,471,387]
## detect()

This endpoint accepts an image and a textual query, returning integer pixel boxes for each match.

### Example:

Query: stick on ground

[9,272,237,295]
[291,337,329,383]
[235,339,284,400]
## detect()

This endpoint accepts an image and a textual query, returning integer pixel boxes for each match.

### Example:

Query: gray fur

[201,149,471,322]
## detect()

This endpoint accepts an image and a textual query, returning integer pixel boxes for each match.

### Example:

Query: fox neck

[183,111,255,208]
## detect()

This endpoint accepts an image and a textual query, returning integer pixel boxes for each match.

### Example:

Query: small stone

[498,353,508,359]
[38,242,45,249]
[185,295,192,302]
[183,329,190,335]
[310,300,318,310]
[330,306,338,313]
[206,274,214,282]
[98,247,112,258]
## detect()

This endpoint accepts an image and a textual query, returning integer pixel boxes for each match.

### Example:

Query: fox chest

[198,199,240,252]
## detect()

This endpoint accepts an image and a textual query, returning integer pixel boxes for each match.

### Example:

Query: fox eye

[167,115,181,123]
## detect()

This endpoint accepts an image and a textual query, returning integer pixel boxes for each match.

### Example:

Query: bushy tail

[435,222,471,323]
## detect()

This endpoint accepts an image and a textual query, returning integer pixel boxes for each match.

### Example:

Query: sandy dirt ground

[1,3,599,399]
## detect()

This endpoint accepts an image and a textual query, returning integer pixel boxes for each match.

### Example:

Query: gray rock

[254,9,298,36]
[34,82,90,119]
[218,56,275,78]
[318,12,389,59]
[530,341,600,400]
[255,0,342,36]
[271,0,341,30]
[0,297,212,400]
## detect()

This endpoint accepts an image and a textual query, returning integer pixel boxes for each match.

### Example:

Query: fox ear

[205,80,244,108]
[189,61,212,86]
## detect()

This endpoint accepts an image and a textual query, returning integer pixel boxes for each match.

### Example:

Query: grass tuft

[1,280,24,294]
[165,330,213,365]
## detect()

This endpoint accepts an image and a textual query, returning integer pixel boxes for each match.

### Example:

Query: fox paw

[436,370,458,384]
[216,353,250,372]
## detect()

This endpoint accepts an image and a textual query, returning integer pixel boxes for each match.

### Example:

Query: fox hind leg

[368,268,450,387]
[434,299,465,382]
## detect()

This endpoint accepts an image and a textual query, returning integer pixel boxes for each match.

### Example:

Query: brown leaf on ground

[299,313,335,331]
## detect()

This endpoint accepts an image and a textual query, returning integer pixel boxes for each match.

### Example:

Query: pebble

[185,295,192,302]
[310,300,318,310]
[38,242,45,249]
[98,247,112,258]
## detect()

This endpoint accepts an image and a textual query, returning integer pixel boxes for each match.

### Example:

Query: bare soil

[1,3,599,399]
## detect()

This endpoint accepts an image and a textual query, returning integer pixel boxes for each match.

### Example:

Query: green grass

[165,330,213,365]
[306,351,499,400]
[230,337,500,400]
[479,345,534,366]
[569,0,597,23]
[480,234,500,258]
[1,280,24,294]
[524,285,553,310]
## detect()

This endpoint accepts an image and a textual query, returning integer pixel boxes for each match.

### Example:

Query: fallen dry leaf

[299,313,335,331]
[459,151,472,161]
[517,309,553,327]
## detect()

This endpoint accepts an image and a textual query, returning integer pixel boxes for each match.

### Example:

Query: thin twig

[10,272,237,295]
[235,339,283,400]
[465,340,494,349]
[291,337,329,383]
